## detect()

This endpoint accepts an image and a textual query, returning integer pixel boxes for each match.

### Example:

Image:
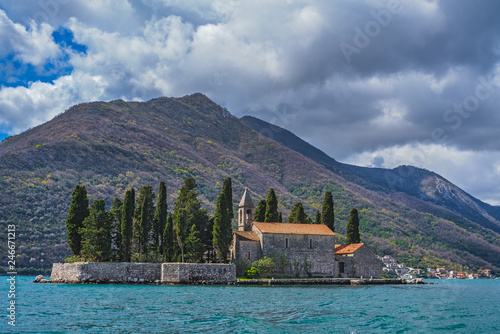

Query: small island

[40,177,426,285]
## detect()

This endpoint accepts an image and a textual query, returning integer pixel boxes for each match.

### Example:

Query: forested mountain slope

[0,94,499,273]
[242,116,500,234]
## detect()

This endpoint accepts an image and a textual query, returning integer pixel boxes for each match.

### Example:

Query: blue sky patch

[52,27,87,54]
[0,27,86,88]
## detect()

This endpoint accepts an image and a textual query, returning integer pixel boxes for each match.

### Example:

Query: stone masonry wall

[260,233,335,277]
[237,240,261,263]
[335,245,383,278]
[162,263,236,283]
[50,263,162,283]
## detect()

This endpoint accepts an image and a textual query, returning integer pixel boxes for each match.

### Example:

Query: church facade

[230,188,336,277]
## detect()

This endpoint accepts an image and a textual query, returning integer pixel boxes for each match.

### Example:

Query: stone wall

[235,239,261,263]
[50,262,162,283]
[335,245,383,278]
[50,262,236,284]
[161,263,236,283]
[260,233,335,277]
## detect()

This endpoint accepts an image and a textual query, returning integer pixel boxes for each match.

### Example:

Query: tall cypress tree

[321,191,334,231]
[222,177,233,224]
[135,185,155,257]
[254,199,266,222]
[153,181,167,254]
[288,202,308,224]
[174,208,188,262]
[121,188,135,262]
[213,192,231,262]
[162,213,175,262]
[110,197,123,260]
[346,208,361,244]
[278,211,283,223]
[213,192,232,262]
[264,188,279,222]
[66,185,89,256]
[315,210,321,224]
[80,199,112,262]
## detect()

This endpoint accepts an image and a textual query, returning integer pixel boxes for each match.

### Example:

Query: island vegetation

[65,177,342,268]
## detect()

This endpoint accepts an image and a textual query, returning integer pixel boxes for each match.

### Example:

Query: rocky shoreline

[35,273,426,285]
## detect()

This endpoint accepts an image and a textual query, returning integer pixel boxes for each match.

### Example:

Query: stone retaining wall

[161,263,236,284]
[50,262,161,283]
[50,262,236,284]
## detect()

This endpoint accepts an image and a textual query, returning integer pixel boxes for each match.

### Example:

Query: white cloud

[0,72,106,134]
[0,9,60,66]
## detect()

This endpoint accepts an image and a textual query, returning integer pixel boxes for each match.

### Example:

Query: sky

[0,0,499,205]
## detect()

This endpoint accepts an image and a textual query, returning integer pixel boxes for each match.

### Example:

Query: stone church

[230,188,336,277]
[230,188,383,278]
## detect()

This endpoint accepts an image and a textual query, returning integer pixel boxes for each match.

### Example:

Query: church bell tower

[238,187,255,231]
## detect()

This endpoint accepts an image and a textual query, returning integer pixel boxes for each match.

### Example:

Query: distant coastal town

[379,255,496,280]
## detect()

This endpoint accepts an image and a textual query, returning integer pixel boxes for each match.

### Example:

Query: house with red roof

[335,243,382,278]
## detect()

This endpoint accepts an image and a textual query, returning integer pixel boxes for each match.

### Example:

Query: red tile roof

[234,231,260,242]
[335,243,364,254]
[253,222,335,236]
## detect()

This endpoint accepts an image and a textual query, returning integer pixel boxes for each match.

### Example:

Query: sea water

[2,277,500,333]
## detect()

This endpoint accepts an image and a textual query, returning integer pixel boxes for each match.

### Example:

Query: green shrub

[65,255,86,263]
[244,267,259,279]
[252,256,275,278]
[234,258,251,277]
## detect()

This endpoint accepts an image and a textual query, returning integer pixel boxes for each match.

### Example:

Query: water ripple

[3,278,500,333]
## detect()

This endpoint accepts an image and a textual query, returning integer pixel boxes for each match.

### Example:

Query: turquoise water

[2,277,500,333]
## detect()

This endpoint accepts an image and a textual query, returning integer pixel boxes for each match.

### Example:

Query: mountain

[242,116,500,234]
[1,94,499,274]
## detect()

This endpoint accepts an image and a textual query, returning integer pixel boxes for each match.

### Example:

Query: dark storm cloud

[1,0,499,202]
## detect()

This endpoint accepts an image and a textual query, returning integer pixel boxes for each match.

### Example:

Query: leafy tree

[321,191,334,231]
[315,210,321,224]
[153,181,167,254]
[121,188,135,262]
[135,185,155,257]
[66,185,89,256]
[110,197,123,260]
[162,213,175,262]
[172,178,209,262]
[222,177,233,223]
[80,199,112,262]
[346,208,361,244]
[264,188,279,222]
[288,202,308,224]
[213,191,232,262]
[185,224,204,263]
[174,208,188,262]
[254,199,266,222]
